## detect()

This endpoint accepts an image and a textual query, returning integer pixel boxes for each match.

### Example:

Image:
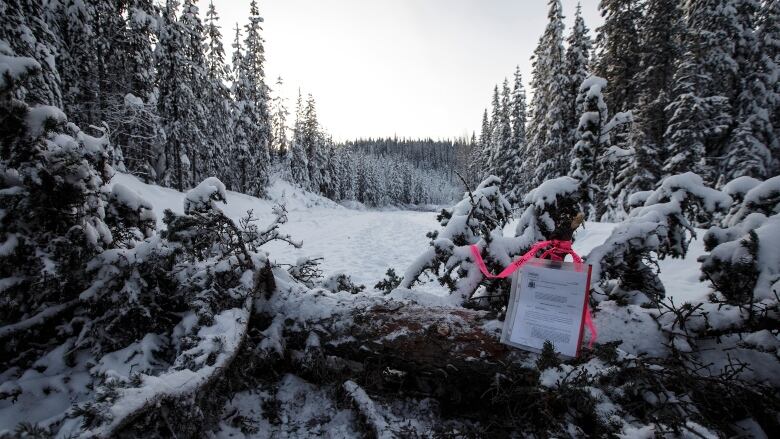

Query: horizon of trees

[4,0,779,214]
[2,0,463,208]
[475,0,780,221]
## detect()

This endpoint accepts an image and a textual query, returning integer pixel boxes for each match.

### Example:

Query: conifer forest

[1,0,779,437]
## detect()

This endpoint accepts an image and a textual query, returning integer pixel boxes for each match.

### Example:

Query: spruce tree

[179,0,210,185]
[89,0,131,161]
[504,67,527,204]
[510,67,527,156]
[230,0,272,197]
[122,0,159,104]
[526,0,569,190]
[492,79,513,186]
[757,0,780,174]
[485,85,501,176]
[725,0,775,180]
[663,0,737,181]
[271,76,290,160]
[157,0,189,190]
[304,94,326,193]
[203,0,234,184]
[563,2,592,150]
[240,0,271,196]
[48,0,97,124]
[570,76,610,219]
[470,108,491,188]
[663,59,716,178]
[112,0,164,181]
[289,90,310,189]
[226,22,244,191]
[155,0,212,191]
[624,0,683,194]
[0,0,63,107]
[593,0,644,113]
[0,46,117,360]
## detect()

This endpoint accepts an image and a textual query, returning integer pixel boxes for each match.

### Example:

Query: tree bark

[277,301,536,411]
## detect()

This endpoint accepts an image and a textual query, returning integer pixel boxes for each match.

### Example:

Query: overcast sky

[213,0,603,141]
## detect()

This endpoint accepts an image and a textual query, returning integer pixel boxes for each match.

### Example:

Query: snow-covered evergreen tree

[491,79,513,190]
[289,90,310,190]
[179,0,210,185]
[271,76,290,160]
[121,0,159,103]
[588,173,732,302]
[47,0,98,124]
[569,76,632,220]
[570,76,610,219]
[526,0,570,190]
[240,0,271,196]
[0,47,110,339]
[701,176,780,305]
[593,0,644,114]
[303,94,327,194]
[110,0,164,182]
[504,66,527,204]
[203,0,234,185]
[623,0,683,195]
[563,2,592,150]
[0,0,62,107]
[156,0,205,191]
[664,0,740,183]
[757,0,780,175]
[401,176,517,308]
[724,0,776,180]
[471,108,491,187]
[509,67,527,157]
[229,1,271,197]
[663,61,716,179]
[485,85,501,176]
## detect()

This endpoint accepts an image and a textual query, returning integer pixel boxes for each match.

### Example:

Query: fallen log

[256,285,538,416]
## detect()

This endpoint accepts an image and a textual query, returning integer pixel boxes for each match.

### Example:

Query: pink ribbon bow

[469,240,598,349]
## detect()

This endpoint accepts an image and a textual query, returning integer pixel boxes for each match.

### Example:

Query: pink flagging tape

[469,240,598,348]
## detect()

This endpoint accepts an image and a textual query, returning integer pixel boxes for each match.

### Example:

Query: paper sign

[501,258,592,358]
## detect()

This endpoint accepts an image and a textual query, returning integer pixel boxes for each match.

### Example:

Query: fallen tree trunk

[335,303,531,399]
[258,291,538,415]
[106,283,780,438]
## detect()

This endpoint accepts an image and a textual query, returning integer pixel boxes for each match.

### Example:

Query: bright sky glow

[213,0,603,141]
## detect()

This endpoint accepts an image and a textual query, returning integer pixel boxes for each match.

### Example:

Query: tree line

[3,0,273,195]
[2,0,460,206]
[475,0,780,220]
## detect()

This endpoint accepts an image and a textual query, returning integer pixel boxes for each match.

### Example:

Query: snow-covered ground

[113,173,711,303]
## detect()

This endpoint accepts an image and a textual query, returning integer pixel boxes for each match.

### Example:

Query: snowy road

[114,173,709,302]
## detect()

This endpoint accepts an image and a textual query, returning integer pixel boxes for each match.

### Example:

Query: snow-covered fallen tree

[400,175,583,310]
[587,172,732,303]
[574,173,780,435]
[701,176,780,305]
[399,175,518,308]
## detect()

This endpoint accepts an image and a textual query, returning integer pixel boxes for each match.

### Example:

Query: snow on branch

[400,176,531,308]
[587,173,731,302]
[701,176,780,303]
[342,380,394,439]
[85,300,253,438]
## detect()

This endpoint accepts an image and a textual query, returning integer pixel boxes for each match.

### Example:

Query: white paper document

[501,258,592,358]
